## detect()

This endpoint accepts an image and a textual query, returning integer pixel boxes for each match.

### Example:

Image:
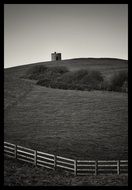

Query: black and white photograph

[4,4,128,186]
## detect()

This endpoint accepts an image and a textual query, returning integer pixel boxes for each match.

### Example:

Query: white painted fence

[4,142,128,176]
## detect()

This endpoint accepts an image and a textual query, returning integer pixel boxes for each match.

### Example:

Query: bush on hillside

[49,81,92,91]
[37,69,104,91]
[109,71,128,92]
[121,81,128,92]
[79,70,104,89]
[37,72,62,87]
[70,69,89,82]
[46,66,69,74]
[100,80,111,91]
[25,65,127,93]
[25,65,69,80]
[55,71,75,84]
[25,65,48,80]
[38,69,102,91]
[55,69,104,90]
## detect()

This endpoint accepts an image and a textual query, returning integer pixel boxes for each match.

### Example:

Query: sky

[4,4,128,68]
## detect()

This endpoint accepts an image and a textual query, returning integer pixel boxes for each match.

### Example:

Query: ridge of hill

[5,57,127,74]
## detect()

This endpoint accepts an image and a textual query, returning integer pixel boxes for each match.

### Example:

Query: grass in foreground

[4,157,128,186]
[4,81,128,160]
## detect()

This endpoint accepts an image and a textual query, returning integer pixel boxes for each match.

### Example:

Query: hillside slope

[4,58,128,160]
[4,57,128,110]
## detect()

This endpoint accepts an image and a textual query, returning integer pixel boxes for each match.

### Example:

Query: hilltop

[5,57,128,79]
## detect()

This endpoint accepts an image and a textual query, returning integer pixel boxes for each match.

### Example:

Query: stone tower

[51,52,61,61]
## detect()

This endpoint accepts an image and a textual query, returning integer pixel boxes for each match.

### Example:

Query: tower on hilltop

[51,52,61,61]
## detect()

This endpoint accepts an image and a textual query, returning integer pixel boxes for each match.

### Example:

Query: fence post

[34,150,37,165]
[74,160,77,176]
[117,160,120,175]
[95,160,98,175]
[14,144,17,159]
[54,155,56,170]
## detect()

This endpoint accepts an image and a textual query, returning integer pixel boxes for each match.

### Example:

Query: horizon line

[4,57,128,69]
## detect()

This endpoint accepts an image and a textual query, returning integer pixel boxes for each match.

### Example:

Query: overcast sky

[4,4,128,68]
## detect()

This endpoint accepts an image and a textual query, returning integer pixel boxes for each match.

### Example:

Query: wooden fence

[4,142,128,176]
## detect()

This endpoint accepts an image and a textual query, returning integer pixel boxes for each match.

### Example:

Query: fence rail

[4,141,128,176]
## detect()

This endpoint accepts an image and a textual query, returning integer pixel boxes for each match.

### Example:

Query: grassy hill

[5,58,127,79]
[4,58,128,160]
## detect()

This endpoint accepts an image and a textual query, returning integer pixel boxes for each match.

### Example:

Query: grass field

[4,58,128,185]
[4,84,128,160]
[4,157,128,186]
[4,58,128,160]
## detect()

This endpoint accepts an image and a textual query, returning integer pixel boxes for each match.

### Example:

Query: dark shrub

[109,71,128,92]
[27,65,48,75]
[36,66,68,86]
[122,81,128,92]
[26,65,48,80]
[56,71,75,84]
[51,69,103,91]
[50,82,70,90]
[89,70,104,82]
[78,70,104,90]
[25,65,68,81]
[71,69,89,81]
[38,71,61,81]
[47,66,69,74]
[57,69,101,84]
[36,72,61,87]
[37,78,51,87]
[101,80,111,91]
